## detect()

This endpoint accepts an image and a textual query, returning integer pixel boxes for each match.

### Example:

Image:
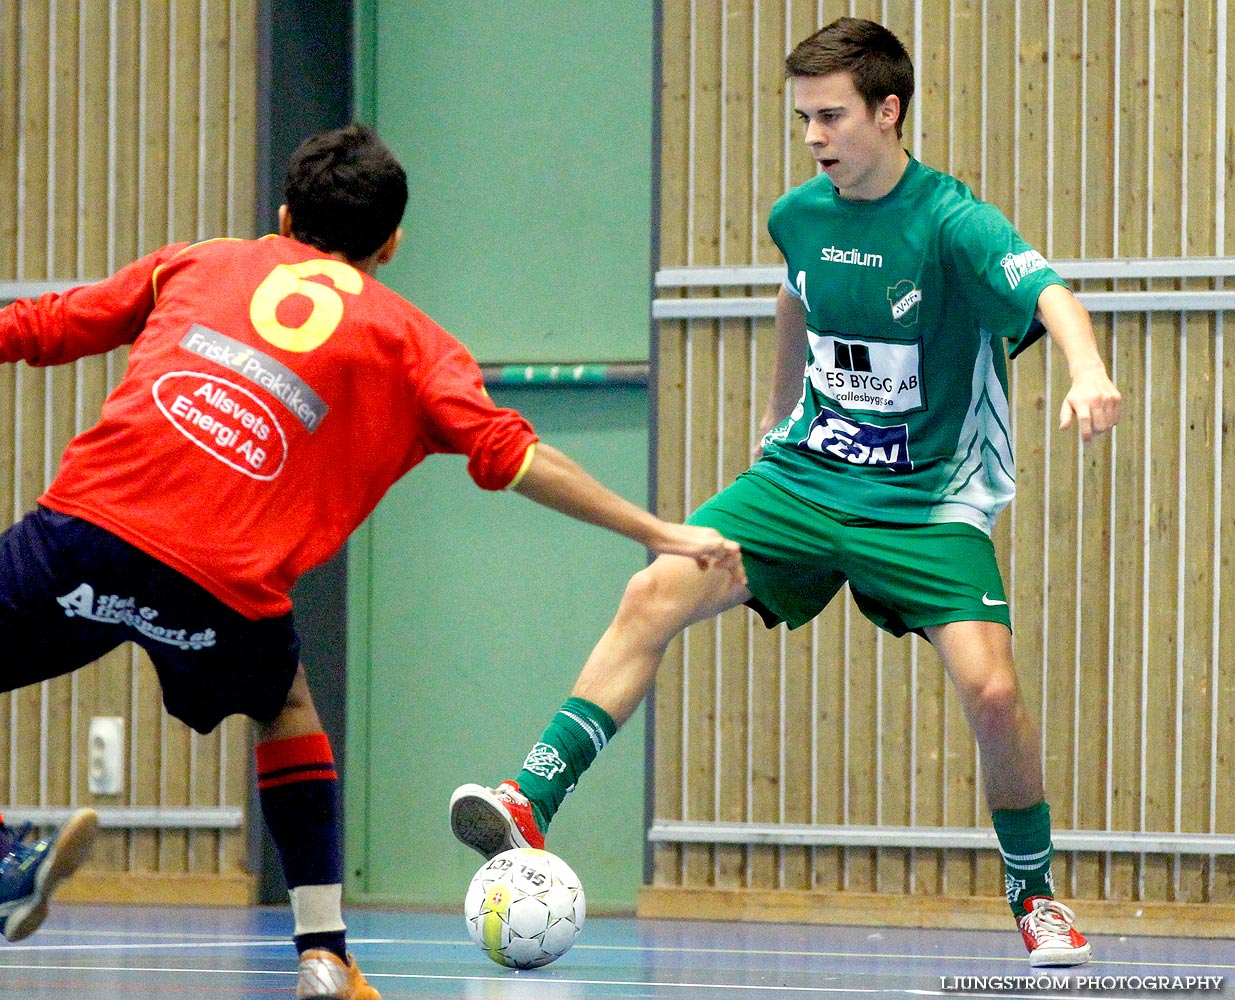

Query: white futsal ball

[464,847,586,969]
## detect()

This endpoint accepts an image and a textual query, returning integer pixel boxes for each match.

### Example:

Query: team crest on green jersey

[887,279,922,327]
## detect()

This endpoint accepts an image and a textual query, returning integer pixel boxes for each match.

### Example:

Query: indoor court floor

[0,903,1229,999]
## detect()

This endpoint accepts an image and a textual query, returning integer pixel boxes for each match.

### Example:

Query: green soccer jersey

[756,155,1067,534]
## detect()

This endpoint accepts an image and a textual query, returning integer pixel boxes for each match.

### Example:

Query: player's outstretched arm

[0,244,188,367]
[1035,284,1122,441]
[511,442,745,583]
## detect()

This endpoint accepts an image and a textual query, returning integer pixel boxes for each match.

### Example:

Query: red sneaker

[450,781,545,859]
[1018,896,1092,967]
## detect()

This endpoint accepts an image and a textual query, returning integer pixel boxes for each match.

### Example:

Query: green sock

[515,697,617,832]
[992,801,1056,916]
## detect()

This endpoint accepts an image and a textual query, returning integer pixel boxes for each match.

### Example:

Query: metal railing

[653,258,1235,319]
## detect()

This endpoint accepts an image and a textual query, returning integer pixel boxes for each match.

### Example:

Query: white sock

[289,883,346,936]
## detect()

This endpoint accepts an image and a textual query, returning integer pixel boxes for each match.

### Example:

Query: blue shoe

[0,808,98,942]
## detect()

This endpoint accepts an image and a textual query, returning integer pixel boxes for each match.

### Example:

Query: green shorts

[687,470,1011,637]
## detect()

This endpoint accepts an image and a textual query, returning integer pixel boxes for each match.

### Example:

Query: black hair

[283,123,409,261]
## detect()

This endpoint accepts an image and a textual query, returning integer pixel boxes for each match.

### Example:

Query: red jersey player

[0,124,742,1000]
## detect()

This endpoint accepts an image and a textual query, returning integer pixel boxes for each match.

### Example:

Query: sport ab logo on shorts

[56,582,217,651]
[522,742,567,781]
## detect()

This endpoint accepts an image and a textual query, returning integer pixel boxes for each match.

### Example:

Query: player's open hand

[649,524,746,586]
[1059,365,1121,441]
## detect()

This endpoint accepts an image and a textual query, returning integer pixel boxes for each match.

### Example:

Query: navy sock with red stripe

[256,733,347,961]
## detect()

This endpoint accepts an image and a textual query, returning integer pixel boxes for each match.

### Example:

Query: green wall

[346,3,655,910]
[362,1,654,363]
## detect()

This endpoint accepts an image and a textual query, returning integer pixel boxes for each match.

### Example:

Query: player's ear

[278,205,293,238]
[876,94,900,132]
[376,227,402,265]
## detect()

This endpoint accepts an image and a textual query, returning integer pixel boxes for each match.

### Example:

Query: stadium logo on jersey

[819,244,883,268]
[887,279,922,326]
[1000,249,1048,289]
[806,331,925,414]
[796,407,912,470]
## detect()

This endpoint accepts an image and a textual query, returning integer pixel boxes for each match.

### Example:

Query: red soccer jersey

[0,236,538,618]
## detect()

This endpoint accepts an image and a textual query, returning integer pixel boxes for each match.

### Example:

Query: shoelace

[1022,899,1078,946]
[497,783,530,807]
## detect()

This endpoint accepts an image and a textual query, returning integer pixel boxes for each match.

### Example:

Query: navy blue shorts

[0,505,301,734]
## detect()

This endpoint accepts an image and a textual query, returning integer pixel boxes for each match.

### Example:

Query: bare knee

[619,562,673,610]
[613,556,739,641]
[963,671,1025,744]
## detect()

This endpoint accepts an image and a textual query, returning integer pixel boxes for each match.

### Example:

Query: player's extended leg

[0,509,124,944]
[451,554,751,858]
[928,620,1089,967]
[256,664,379,1000]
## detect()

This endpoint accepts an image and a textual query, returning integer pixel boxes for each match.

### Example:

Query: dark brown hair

[786,17,914,138]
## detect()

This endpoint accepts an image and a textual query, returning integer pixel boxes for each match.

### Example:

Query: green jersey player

[452,17,1120,968]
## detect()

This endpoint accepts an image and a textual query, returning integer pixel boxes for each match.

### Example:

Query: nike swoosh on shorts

[981,593,1008,606]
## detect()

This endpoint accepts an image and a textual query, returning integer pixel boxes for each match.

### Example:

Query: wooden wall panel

[1,0,258,899]
[651,0,1235,921]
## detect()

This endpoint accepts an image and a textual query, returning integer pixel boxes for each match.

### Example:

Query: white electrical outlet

[88,716,125,796]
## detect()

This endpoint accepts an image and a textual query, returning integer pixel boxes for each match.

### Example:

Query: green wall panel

[348,387,649,910]
[369,1,654,362]
[348,0,655,912]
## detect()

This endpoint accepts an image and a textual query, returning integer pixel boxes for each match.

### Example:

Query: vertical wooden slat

[18,5,49,283]
[947,0,984,192]
[0,0,15,799]
[716,3,758,895]
[1177,0,1220,905]
[811,602,848,891]
[1140,0,1185,903]
[1216,315,1235,899]
[682,321,721,890]
[73,0,126,875]
[1060,0,1109,904]
[0,2,19,280]
[981,1,1016,223]
[844,619,878,892]
[1036,0,1084,900]
[39,0,82,821]
[12,2,51,820]
[140,1,170,254]
[780,616,814,890]
[877,628,912,893]
[653,0,694,889]
[682,1,724,892]
[1103,0,1151,901]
